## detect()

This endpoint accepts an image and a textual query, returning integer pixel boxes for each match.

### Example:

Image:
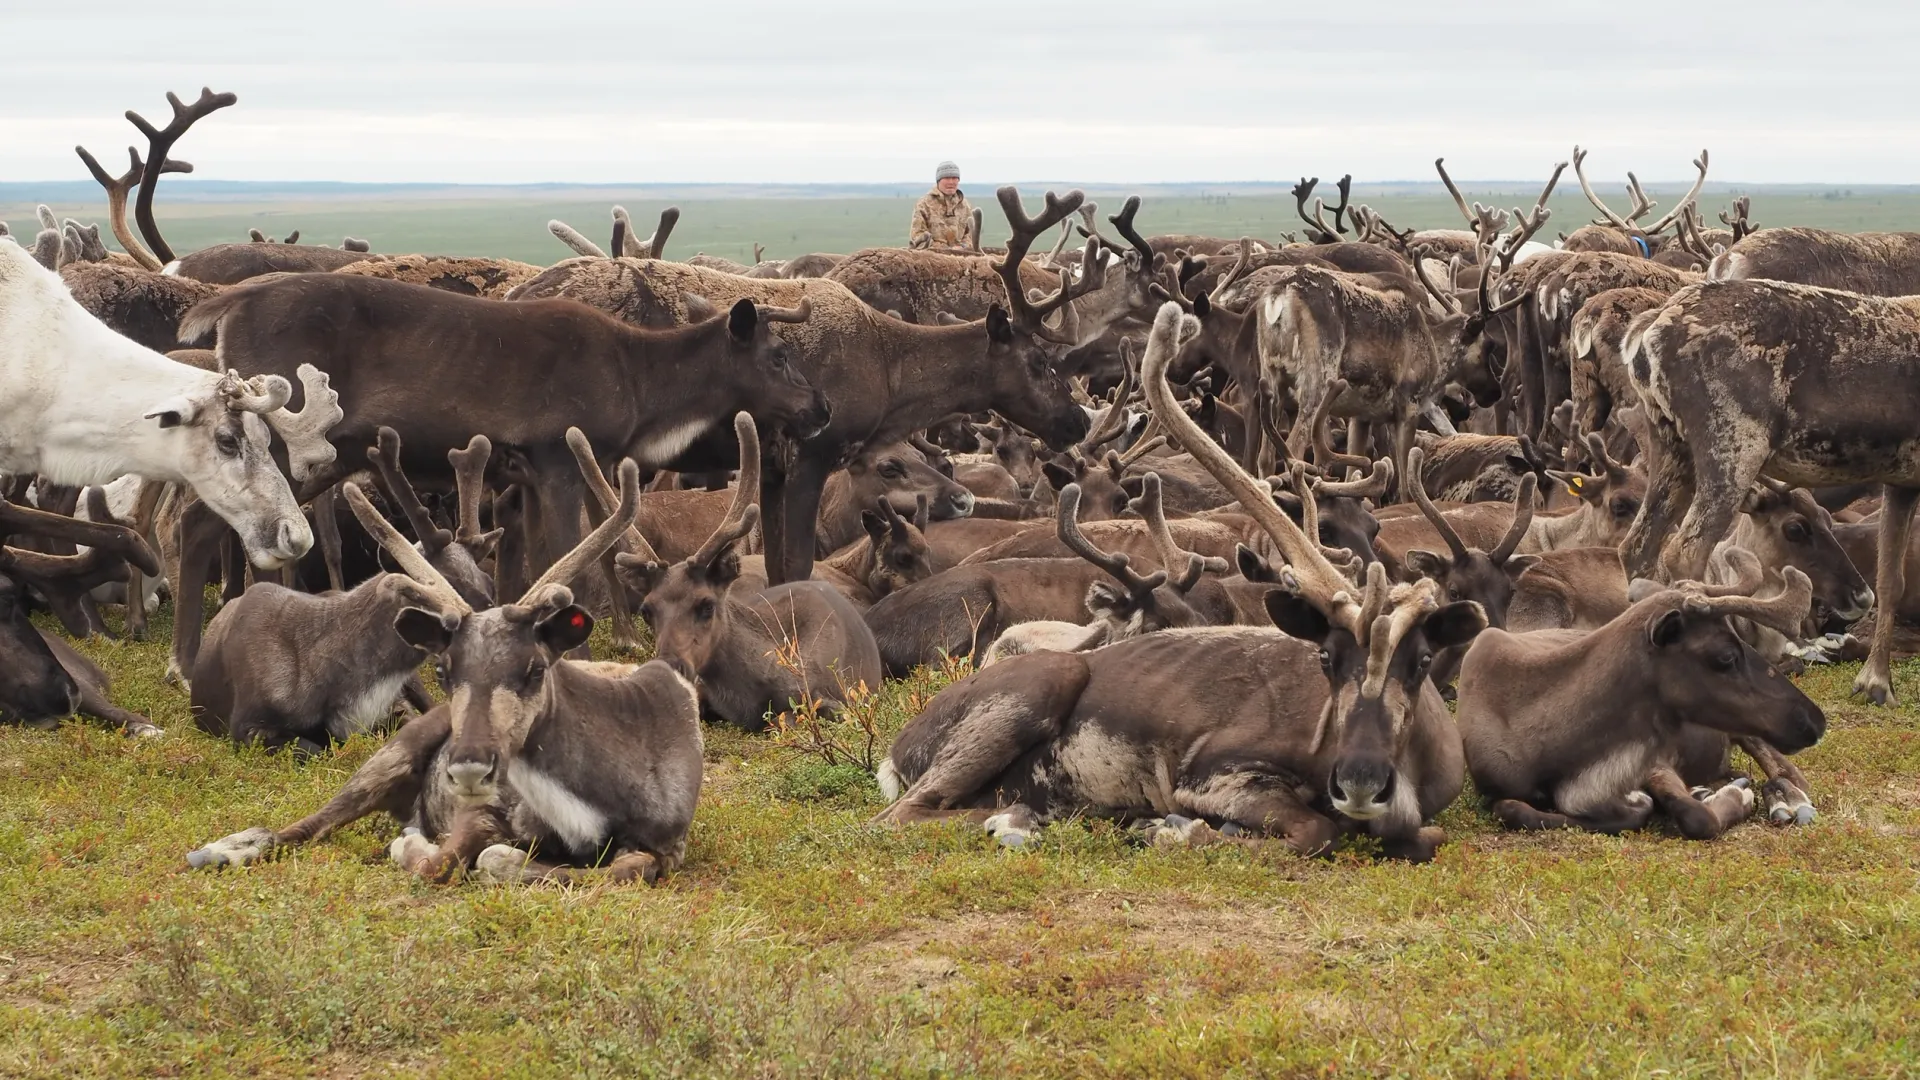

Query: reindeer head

[140,363,340,568]
[1735,479,1873,627]
[711,296,832,440]
[1629,553,1826,752]
[1142,300,1486,824]
[846,440,974,521]
[859,496,934,601]
[618,414,763,679]
[1401,447,1539,628]
[1553,433,1647,545]
[342,456,643,807]
[0,569,76,724]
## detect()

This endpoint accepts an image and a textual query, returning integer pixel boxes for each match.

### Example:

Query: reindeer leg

[187,708,453,870]
[1659,431,1760,584]
[1171,770,1339,857]
[1732,736,1816,826]
[73,678,160,739]
[403,804,511,883]
[122,479,166,640]
[1856,485,1919,706]
[473,845,663,886]
[871,652,1090,829]
[166,501,227,689]
[772,451,832,586]
[1646,766,1753,840]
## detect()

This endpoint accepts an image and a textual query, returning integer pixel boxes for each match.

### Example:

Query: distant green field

[7,185,1920,267]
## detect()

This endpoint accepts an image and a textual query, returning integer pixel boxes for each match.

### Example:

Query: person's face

[938,176,960,195]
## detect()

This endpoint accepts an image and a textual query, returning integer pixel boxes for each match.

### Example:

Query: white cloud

[5,0,1915,183]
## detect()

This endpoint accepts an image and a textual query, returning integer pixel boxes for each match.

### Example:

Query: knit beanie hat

[934,161,961,181]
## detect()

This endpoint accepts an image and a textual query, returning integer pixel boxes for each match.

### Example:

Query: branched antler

[125,88,237,263]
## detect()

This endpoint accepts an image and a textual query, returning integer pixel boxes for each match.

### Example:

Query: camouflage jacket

[909,188,976,250]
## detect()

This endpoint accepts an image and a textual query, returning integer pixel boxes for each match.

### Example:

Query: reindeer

[614,415,881,730]
[188,457,705,887]
[979,473,1237,664]
[1567,286,1675,438]
[1455,558,1823,840]
[1562,147,1710,259]
[0,494,162,736]
[1618,278,1920,704]
[508,187,1096,586]
[871,302,1484,860]
[189,429,499,751]
[1709,226,1920,295]
[0,237,334,569]
[182,271,828,597]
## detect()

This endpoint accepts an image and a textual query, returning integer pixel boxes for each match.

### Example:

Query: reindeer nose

[446,757,498,795]
[1330,763,1396,818]
[949,490,976,517]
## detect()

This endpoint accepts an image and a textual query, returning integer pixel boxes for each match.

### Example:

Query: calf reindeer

[617,414,883,731]
[1456,556,1824,839]
[189,456,705,886]
[873,302,1484,862]
[190,429,497,752]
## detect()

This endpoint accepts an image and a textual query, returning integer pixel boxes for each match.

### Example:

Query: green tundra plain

[5,182,1920,266]
[2,603,1917,1078]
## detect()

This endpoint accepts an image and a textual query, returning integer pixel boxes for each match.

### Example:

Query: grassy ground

[3,603,1919,1078]
[6,187,1920,267]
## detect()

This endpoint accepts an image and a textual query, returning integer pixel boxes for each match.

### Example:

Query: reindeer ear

[1405,549,1448,579]
[1235,543,1278,582]
[1503,554,1540,580]
[1647,608,1687,649]
[393,608,456,654]
[143,395,201,429]
[536,604,595,654]
[1423,601,1488,652]
[464,527,505,562]
[1264,591,1331,642]
[1193,292,1211,318]
[861,509,887,545]
[1041,461,1076,493]
[613,553,670,599]
[1085,580,1128,618]
[708,548,742,586]
[986,305,1014,344]
[727,298,759,343]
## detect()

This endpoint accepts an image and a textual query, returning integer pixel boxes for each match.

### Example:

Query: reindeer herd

[5,86,1919,884]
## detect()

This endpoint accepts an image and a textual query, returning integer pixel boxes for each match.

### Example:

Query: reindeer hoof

[1763,779,1815,827]
[1219,821,1248,838]
[125,722,164,739]
[983,810,1035,849]
[186,826,276,869]
[474,844,533,883]
[389,829,439,871]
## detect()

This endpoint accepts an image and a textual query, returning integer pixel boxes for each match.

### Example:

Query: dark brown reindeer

[1619,278,1917,702]
[0,495,162,736]
[1456,558,1824,840]
[181,271,829,597]
[872,302,1484,860]
[616,415,882,731]
[189,456,707,887]
[1709,227,1920,295]
[189,429,499,752]
[507,187,1095,586]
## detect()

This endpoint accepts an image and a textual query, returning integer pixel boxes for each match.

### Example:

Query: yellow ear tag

[1566,476,1585,497]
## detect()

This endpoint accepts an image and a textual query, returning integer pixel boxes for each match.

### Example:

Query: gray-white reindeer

[188,428,498,752]
[189,456,705,887]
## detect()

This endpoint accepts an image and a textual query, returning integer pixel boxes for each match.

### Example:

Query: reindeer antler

[1571,146,1634,231]
[447,434,496,546]
[1310,380,1374,474]
[1130,472,1223,590]
[367,427,453,555]
[565,427,661,563]
[687,413,762,571]
[1643,151,1710,235]
[1107,195,1156,265]
[522,457,643,602]
[994,186,1101,344]
[342,481,471,616]
[74,145,186,270]
[125,88,237,264]
[261,365,344,483]
[1488,473,1539,564]
[1058,483,1166,598]
[1435,158,1474,226]
[1405,447,1469,562]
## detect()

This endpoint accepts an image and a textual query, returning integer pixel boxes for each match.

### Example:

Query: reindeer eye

[1713,651,1738,672]
[1417,654,1434,673]
[880,462,905,479]
[526,661,548,686]
[215,431,242,457]
[1783,520,1809,543]
[1317,648,1332,671]
[694,599,716,621]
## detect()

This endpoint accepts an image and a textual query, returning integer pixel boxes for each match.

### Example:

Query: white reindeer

[0,236,338,568]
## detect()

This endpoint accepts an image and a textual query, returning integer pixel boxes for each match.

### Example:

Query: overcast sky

[5,1,1915,185]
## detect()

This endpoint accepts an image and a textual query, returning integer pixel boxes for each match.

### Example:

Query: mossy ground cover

[2,605,1918,1077]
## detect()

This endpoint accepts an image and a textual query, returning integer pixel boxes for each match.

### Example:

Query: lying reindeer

[615,414,883,731]
[188,457,705,886]
[1455,553,1824,839]
[189,429,497,752]
[872,302,1485,861]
